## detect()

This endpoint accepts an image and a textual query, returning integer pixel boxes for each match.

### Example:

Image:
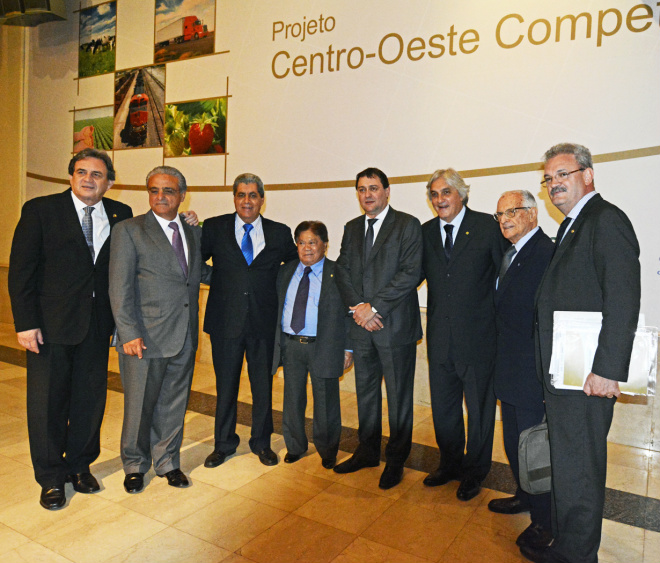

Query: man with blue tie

[272,221,353,469]
[202,174,298,468]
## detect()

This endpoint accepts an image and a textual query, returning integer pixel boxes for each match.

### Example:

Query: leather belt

[284,333,316,344]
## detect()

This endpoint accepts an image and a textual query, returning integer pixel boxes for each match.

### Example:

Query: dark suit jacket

[335,207,423,346]
[201,213,297,340]
[8,189,133,344]
[272,258,350,377]
[109,211,209,358]
[422,207,507,364]
[535,194,641,394]
[494,228,554,407]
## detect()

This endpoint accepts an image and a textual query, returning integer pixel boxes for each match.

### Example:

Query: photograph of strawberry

[164,97,227,157]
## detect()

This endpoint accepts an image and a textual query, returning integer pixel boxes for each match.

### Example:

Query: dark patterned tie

[82,206,95,261]
[290,266,312,334]
[552,217,571,257]
[168,222,188,277]
[242,223,254,265]
[498,245,517,282]
[364,218,378,261]
[444,224,454,260]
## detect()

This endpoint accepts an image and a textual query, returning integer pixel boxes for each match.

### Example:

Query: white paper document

[549,311,658,396]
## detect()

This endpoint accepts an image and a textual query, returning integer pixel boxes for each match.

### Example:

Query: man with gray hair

[202,173,297,468]
[421,168,507,501]
[110,166,209,493]
[524,144,640,563]
[490,190,554,550]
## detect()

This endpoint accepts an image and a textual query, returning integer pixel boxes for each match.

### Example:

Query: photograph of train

[73,106,114,154]
[113,65,166,150]
[78,1,116,78]
[154,0,216,63]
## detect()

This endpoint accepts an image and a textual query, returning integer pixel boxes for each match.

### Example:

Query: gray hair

[543,143,593,170]
[500,189,537,208]
[426,168,470,204]
[233,173,264,197]
[146,166,187,193]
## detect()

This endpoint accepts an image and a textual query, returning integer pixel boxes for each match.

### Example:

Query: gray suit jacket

[109,211,208,358]
[272,259,350,378]
[535,194,641,394]
[335,207,423,346]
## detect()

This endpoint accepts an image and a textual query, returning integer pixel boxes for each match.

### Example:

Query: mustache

[550,187,567,196]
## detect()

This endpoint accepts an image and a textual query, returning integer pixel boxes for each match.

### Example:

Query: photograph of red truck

[154,1,216,63]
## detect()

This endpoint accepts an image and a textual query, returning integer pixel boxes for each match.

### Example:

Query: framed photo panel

[73,106,114,153]
[154,0,216,64]
[79,1,117,78]
[164,97,227,157]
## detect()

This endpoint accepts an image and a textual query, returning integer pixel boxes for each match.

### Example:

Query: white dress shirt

[153,212,189,263]
[71,192,110,264]
[235,214,265,259]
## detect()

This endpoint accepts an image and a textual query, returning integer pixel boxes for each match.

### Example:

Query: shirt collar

[71,191,104,214]
[153,210,183,230]
[440,204,466,228]
[514,225,539,252]
[366,204,390,224]
[566,191,597,220]
[297,257,325,277]
[236,214,262,230]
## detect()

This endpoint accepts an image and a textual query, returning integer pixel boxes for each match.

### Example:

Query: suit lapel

[496,230,541,302]
[181,220,197,277]
[366,208,396,263]
[252,215,271,266]
[60,190,95,264]
[448,207,475,264]
[144,211,186,277]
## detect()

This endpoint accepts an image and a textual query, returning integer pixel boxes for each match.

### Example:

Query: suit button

[184,304,188,307]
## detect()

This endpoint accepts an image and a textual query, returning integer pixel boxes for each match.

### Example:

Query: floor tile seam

[293,500,383,536]
[25,540,78,563]
[283,510,361,542]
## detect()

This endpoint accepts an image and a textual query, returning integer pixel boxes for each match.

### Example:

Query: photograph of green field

[74,107,114,153]
[79,2,116,78]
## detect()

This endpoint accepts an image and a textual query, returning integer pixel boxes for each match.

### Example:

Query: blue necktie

[242,223,254,265]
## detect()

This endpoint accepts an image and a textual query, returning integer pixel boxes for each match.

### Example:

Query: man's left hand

[181,210,199,226]
[343,351,354,370]
[350,303,376,326]
[583,372,621,398]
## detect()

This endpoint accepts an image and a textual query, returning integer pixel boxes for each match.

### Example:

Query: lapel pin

[570,230,574,233]
[465,232,469,235]
[113,214,117,218]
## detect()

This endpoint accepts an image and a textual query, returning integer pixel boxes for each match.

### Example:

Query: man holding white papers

[526,144,641,563]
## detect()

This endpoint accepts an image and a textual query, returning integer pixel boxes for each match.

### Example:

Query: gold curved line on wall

[27,145,660,192]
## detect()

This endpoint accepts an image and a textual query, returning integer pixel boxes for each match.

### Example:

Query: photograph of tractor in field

[154,0,216,63]
[78,1,116,78]
[113,65,166,150]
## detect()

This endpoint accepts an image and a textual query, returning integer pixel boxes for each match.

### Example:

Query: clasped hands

[350,303,383,332]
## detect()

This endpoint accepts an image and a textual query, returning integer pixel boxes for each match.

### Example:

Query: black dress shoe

[456,477,482,501]
[378,464,403,490]
[256,447,278,466]
[204,449,236,468]
[516,523,554,549]
[423,468,459,487]
[123,473,144,493]
[66,472,100,493]
[488,495,530,514]
[161,468,189,488]
[321,457,336,469]
[284,453,301,464]
[40,485,66,510]
[333,455,379,474]
[520,545,567,563]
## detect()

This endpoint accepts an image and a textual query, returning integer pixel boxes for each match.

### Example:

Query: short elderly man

[109,166,209,493]
[421,168,507,501]
[490,190,553,550]
[202,174,298,468]
[8,149,133,510]
[523,143,640,563]
[335,167,423,490]
[272,221,353,469]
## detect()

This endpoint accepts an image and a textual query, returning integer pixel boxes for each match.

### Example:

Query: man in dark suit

[522,144,640,563]
[109,166,210,494]
[202,173,297,468]
[8,149,133,510]
[272,221,353,469]
[334,167,422,490]
[490,190,553,550]
[421,168,507,501]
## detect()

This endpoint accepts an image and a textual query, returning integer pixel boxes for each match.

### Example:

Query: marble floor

[0,327,658,562]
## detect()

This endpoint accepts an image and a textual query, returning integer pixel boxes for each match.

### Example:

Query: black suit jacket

[8,189,133,344]
[422,207,507,364]
[201,213,297,340]
[272,258,350,377]
[535,194,641,394]
[494,228,554,406]
[335,207,423,346]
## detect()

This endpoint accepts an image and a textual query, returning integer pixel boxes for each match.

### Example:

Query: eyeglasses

[148,187,180,196]
[540,169,584,187]
[492,207,531,221]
